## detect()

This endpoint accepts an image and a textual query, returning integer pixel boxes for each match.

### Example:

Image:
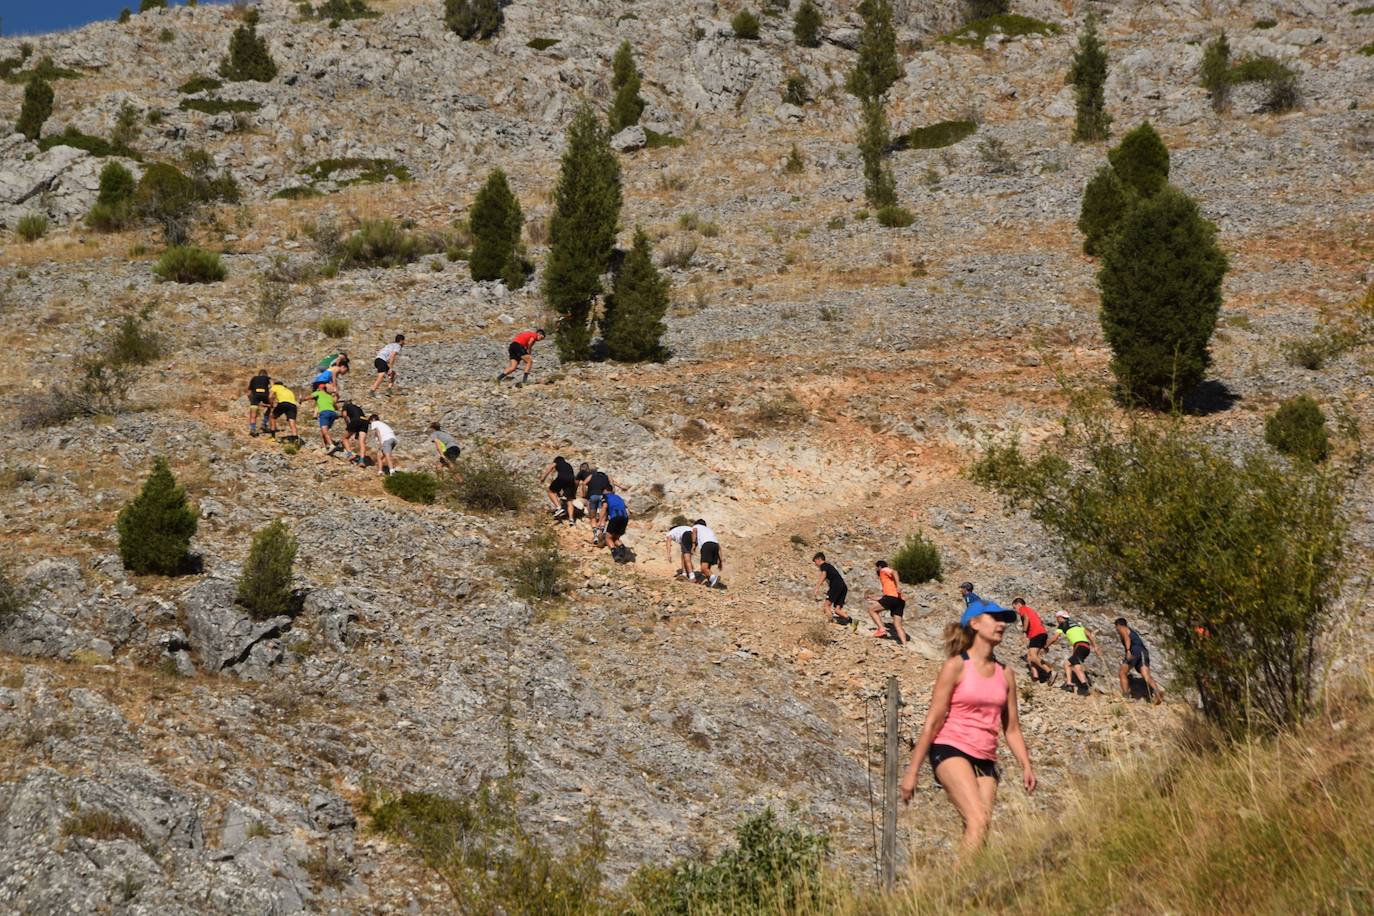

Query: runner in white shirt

[665,525,695,580]
[368,415,398,476]
[370,334,405,395]
[691,520,724,587]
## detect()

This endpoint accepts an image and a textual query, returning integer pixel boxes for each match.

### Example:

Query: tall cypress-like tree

[608,41,645,133]
[219,21,277,82]
[847,0,901,210]
[858,100,896,208]
[117,457,198,575]
[469,168,524,286]
[793,0,823,48]
[1068,14,1110,142]
[236,519,297,620]
[16,75,53,141]
[1200,32,1232,113]
[543,105,623,362]
[602,227,669,362]
[1098,186,1228,408]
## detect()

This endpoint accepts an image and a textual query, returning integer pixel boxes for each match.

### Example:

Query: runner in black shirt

[540,455,577,521]
[812,552,852,625]
[246,370,271,437]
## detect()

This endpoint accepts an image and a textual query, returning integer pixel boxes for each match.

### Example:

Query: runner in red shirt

[496,328,545,388]
[1012,597,1055,685]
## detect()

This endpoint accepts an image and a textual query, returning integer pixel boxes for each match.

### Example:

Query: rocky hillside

[0,0,1371,911]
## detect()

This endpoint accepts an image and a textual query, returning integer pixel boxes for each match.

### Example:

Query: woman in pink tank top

[899,600,1036,852]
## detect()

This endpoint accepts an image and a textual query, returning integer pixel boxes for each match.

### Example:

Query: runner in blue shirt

[599,487,631,563]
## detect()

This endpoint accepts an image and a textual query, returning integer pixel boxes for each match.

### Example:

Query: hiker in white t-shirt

[368,415,399,476]
[666,525,695,579]
[691,519,724,588]
[370,334,405,395]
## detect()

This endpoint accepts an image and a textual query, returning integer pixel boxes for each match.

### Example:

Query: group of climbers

[541,456,633,563]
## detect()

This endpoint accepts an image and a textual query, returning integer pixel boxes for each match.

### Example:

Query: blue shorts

[318,410,338,428]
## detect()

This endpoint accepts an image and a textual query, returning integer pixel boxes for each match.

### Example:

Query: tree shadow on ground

[1182,380,1241,416]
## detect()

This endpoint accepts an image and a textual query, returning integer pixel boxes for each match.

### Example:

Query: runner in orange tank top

[865,560,909,646]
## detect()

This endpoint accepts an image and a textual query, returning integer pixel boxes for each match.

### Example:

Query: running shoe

[1077,685,1090,696]
[869,628,890,639]
[1045,671,1057,687]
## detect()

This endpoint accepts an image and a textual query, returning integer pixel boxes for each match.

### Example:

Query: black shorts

[249,391,269,406]
[1127,650,1149,672]
[1070,644,1091,665]
[827,585,848,609]
[273,402,297,420]
[606,516,628,537]
[878,595,906,616]
[374,357,391,374]
[443,445,461,461]
[699,541,721,566]
[550,478,576,500]
[346,420,369,435]
[1028,633,1048,650]
[508,342,528,360]
[930,743,999,784]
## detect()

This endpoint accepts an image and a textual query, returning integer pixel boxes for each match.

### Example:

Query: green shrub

[158,27,175,42]
[442,453,525,511]
[753,394,807,426]
[967,0,1009,19]
[527,37,559,50]
[875,205,914,228]
[848,0,900,101]
[1282,327,1359,370]
[153,245,226,283]
[892,531,942,583]
[1078,164,1132,256]
[134,162,196,244]
[318,317,350,338]
[236,519,298,620]
[609,41,645,133]
[971,404,1346,736]
[1253,17,1277,28]
[1108,122,1170,197]
[178,74,222,94]
[783,143,805,174]
[119,8,132,22]
[782,74,810,106]
[178,97,261,114]
[62,810,146,842]
[732,9,761,39]
[300,0,378,20]
[0,559,27,627]
[16,214,47,242]
[2,56,82,86]
[338,219,423,269]
[1201,32,1232,112]
[271,185,322,200]
[1230,55,1293,83]
[117,456,198,575]
[793,0,823,47]
[977,136,1016,174]
[108,312,163,366]
[942,13,1059,46]
[139,0,166,10]
[16,75,53,140]
[1098,186,1227,408]
[184,147,241,203]
[505,529,567,601]
[37,126,141,159]
[906,119,977,149]
[383,471,438,505]
[297,156,411,188]
[219,21,277,81]
[469,168,524,285]
[1067,14,1110,141]
[444,0,502,39]
[857,100,896,208]
[1261,74,1300,113]
[1265,395,1330,463]
[627,808,830,914]
[643,129,685,149]
[1360,43,1374,56]
[602,226,670,362]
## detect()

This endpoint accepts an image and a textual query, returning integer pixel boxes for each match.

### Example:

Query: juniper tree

[117,456,198,575]
[219,20,277,82]
[134,162,197,244]
[1108,121,1169,198]
[1098,186,1228,408]
[601,227,669,362]
[444,0,502,39]
[16,75,53,141]
[846,0,899,102]
[469,167,524,286]
[608,41,645,133]
[858,99,896,208]
[1077,164,1131,256]
[543,105,622,362]
[1200,32,1232,112]
[793,0,823,48]
[1068,14,1110,142]
[236,519,298,620]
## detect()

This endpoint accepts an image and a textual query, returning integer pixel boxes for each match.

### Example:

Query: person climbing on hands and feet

[1012,597,1055,685]
[666,524,695,580]
[959,581,981,608]
[268,381,300,441]
[540,455,577,521]
[312,354,348,395]
[308,385,342,454]
[496,329,544,388]
[866,561,909,645]
[599,486,631,563]
[429,422,461,471]
[340,400,368,464]
[247,370,271,436]
[371,334,404,396]
[368,415,398,476]
[1116,617,1164,704]
[1047,610,1099,695]
[691,519,724,588]
[899,600,1035,854]
[812,553,851,626]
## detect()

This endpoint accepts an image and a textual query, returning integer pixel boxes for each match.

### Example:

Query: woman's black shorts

[1028,633,1048,650]
[878,595,906,617]
[699,541,721,566]
[606,516,628,537]
[930,743,1000,784]
[508,342,528,360]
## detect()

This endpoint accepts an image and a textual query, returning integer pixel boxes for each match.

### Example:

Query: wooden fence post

[881,675,901,889]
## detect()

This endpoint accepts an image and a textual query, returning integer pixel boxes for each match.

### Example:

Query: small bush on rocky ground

[108,311,163,365]
[298,156,412,187]
[299,0,378,21]
[383,471,438,505]
[793,0,822,46]
[783,143,805,174]
[753,394,807,426]
[1265,394,1330,463]
[178,97,260,115]
[134,162,196,244]
[318,317,350,338]
[3,56,82,86]
[18,354,139,429]
[184,148,241,204]
[178,74,222,94]
[1260,73,1300,112]
[644,129,685,149]
[368,779,607,913]
[16,214,47,242]
[117,456,198,575]
[876,205,914,228]
[444,0,502,39]
[977,137,1017,174]
[892,531,942,583]
[87,161,136,231]
[62,810,147,843]
[302,850,351,889]
[219,20,277,82]
[0,45,32,81]
[37,125,142,159]
[732,9,761,39]
[0,560,27,627]
[154,245,226,283]
[971,402,1346,736]
[236,519,298,620]
[337,219,425,270]
[15,75,53,140]
[1282,326,1359,370]
[442,453,525,511]
[626,808,833,914]
[609,41,645,133]
[966,0,1008,19]
[906,119,976,150]
[139,0,166,10]
[257,275,291,324]
[1229,55,1293,84]
[657,236,696,269]
[527,37,559,50]
[505,529,568,602]
[944,13,1059,46]
[782,74,809,105]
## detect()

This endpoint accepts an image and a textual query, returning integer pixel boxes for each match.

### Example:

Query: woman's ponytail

[943,623,974,657]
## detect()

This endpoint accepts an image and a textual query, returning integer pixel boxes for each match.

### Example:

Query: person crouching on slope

[1048,610,1099,696]
[599,486,631,562]
[368,415,398,476]
[899,600,1036,853]
[496,329,545,387]
[691,519,723,588]
[247,370,271,436]
[268,381,300,441]
[666,524,695,580]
